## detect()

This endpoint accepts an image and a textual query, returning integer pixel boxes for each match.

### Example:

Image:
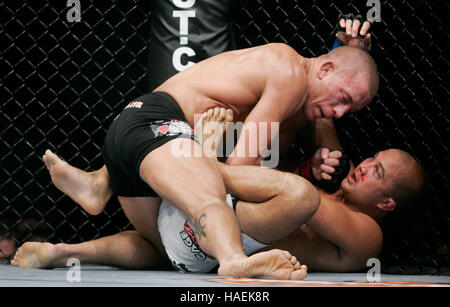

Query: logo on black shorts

[150,120,196,140]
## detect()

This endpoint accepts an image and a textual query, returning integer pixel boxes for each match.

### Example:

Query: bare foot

[194,107,234,159]
[43,149,112,215]
[218,249,308,280]
[11,242,67,269]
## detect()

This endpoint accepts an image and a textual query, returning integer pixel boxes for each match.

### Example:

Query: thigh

[118,196,165,254]
[139,138,227,217]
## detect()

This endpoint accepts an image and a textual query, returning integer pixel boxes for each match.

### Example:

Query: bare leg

[202,108,319,246]
[40,107,232,215]
[198,108,313,278]
[217,162,320,245]
[43,150,112,215]
[139,108,306,280]
[11,195,168,270]
[37,107,307,279]
[11,230,169,269]
[117,196,166,256]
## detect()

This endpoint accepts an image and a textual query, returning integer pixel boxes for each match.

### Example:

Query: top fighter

[35,17,378,279]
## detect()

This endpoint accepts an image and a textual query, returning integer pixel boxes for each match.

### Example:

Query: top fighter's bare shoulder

[263,43,308,78]
[258,43,309,112]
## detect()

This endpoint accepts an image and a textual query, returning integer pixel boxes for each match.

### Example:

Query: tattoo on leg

[192,213,207,241]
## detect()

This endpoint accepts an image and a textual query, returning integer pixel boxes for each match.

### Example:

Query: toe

[213,107,220,119]
[225,109,234,122]
[291,268,308,280]
[44,149,58,166]
[46,149,55,159]
[290,256,297,265]
[281,250,292,260]
[43,156,49,169]
[218,108,226,121]
[207,108,213,120]
[200,111,208,123]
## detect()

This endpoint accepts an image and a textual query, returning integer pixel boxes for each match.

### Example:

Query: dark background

[1,0,449,274]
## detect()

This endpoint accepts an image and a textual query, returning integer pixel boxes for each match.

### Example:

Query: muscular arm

[226,45,307,166]
[304,196,383,271]
[304,118,356,172]
[226,97,283,166]
[305,118,344,151]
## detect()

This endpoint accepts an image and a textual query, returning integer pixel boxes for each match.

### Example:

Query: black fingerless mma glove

[335,12,371,41]
[316,152,351,193]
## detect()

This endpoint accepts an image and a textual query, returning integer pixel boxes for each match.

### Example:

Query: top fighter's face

[340,150,399,210]
[304,62,372,121]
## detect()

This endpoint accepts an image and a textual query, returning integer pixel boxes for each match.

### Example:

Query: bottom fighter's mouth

[315,106,323,119]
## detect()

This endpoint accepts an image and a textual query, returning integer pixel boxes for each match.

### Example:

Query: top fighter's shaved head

[305,46,379,121]
[327,46,379,99]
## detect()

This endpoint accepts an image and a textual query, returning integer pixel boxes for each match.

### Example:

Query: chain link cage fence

[1,1,449,275]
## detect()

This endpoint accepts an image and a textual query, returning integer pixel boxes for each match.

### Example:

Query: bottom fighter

[12,107,425,274]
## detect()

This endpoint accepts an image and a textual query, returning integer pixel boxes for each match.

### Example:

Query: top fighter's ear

[376,197,396,212]
[317,61,336,80]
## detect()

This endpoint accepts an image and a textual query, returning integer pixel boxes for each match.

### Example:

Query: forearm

[303,119,356,177]
[306,118,344,151]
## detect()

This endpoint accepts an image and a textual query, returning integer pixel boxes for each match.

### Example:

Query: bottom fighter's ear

[377,197,396,212]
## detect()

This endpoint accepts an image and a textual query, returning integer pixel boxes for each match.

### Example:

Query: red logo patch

[158,125,169,134]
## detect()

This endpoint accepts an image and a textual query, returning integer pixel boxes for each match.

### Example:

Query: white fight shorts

[158,194,270,273]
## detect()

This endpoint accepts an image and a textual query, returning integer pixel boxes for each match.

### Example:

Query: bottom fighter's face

[340,150,398,208]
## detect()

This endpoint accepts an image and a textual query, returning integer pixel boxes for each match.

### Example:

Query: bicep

[307,202,353,246]
[307,200,382,263]
[306,200,364,252]
[228,62,306,165]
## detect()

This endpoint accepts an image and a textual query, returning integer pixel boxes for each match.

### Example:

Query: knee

[283,173,321,219]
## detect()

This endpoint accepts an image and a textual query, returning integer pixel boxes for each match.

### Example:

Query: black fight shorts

[102,92,196,197]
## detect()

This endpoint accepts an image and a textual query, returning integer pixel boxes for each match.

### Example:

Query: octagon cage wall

[1,0,448,275]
